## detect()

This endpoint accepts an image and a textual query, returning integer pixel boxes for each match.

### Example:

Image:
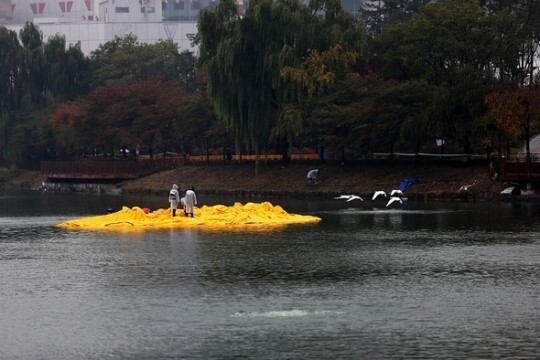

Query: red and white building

[1,0,196,55]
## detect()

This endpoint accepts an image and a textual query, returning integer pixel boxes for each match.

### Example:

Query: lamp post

[436,138,445,159]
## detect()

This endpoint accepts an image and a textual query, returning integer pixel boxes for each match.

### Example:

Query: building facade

[1,0,368,55]
[1,0,197,55]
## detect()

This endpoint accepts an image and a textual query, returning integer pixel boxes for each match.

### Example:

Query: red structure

[499,158,540,183]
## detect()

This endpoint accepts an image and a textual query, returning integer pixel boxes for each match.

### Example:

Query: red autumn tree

[48,102,86,156]
[48,79,193,157]
[485,85,540,159]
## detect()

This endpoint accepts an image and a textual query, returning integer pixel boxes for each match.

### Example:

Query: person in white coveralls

[184,186,197,217]
[169,184,180,217]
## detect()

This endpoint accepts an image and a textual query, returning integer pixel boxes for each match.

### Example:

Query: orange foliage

[48,80,192,150]
[485,85,540,140]
[48,102,85,127]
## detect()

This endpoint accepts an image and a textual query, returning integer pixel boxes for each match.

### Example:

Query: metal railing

[40,153,320,181]
[41,158,188,179]
[186,153,319,163]
[500,159,540,182]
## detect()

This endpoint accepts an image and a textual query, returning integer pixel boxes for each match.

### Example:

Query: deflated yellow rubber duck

[57,201,321,231]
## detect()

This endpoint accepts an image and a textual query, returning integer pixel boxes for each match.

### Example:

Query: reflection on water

[1,189,540,359]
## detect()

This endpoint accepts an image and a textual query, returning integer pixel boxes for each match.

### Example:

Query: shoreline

[0,163,517,201]
[120,163,506,202]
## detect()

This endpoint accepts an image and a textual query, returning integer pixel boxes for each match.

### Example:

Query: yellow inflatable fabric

[57,201,321,231]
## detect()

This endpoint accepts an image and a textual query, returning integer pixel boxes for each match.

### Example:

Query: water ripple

[1,196,540,359]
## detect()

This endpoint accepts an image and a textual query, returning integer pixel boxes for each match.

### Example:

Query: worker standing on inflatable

[184,186,197,217]
[169,184,180,217]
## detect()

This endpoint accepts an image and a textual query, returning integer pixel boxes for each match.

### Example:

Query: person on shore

[184,186,197,217]
[307,169,319,184]
[169,184,180,217]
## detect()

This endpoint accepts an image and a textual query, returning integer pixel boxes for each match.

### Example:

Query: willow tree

[18,22,47,109]
[43,35,89,103]
[278,44,360,157]
[0,27,21,161]
[197,0,364,171]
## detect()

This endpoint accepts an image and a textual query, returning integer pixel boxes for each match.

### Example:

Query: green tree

[375,0,523,84]
[278,44,360,155]
[7,109,56,167]
[425,79,489,155]
[372,0,526,154]
[173,95,226,161]
[0,27,21,161]
[331,77,431,158]
[0,23,90,166]
[89,35,197,89]
[482,0,540,85]
[18,22,46,109]
[197,0,364,171]
[43,35,89,102]
[361,0,432,38]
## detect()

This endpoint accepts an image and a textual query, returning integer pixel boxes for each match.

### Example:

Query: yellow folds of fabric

[57,202,321,231]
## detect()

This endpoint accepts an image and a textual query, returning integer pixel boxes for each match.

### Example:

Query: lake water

[1,189,540,359]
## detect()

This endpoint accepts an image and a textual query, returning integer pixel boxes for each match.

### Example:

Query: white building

[4,20,197,55]
[1,0,197,55]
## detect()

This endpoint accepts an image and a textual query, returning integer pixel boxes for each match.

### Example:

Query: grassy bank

[1,162,504,201]
[120,162,503,201]
[0,167,42,189]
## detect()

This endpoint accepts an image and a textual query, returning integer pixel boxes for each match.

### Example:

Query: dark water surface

[1,189,540,359]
